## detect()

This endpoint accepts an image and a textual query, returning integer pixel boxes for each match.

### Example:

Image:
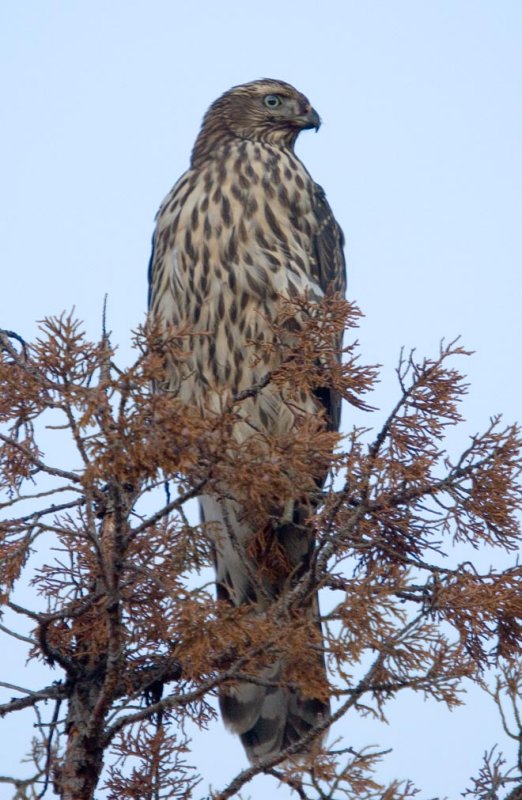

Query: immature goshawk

[148,79,346,762]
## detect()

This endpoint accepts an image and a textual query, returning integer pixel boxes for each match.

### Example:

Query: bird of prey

[148,79,346,762]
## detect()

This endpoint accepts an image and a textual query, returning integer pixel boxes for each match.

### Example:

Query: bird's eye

[263,94,282,109]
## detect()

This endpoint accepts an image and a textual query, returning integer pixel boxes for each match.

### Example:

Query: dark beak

[298,106,321,131]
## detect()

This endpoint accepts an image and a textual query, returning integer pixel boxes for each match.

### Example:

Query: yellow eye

[263,94,281,109]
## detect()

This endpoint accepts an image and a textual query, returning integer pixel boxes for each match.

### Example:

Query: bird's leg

[280,497,295,525]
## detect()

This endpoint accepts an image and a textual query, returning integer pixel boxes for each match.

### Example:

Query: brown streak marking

[245,195,258,218]
[222,195,232,228]
[238,219,248,242]
[203,173,213,193]
[264,202,286,241]
[217,292,225,319]
[184,229,196,261]
[231,184,242,201]
[278,184,290,207]
[245,270,259,293]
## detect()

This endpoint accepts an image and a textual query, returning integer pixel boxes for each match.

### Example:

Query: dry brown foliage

[0,299,521,799]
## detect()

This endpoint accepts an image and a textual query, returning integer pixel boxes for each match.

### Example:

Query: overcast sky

[1,2,521,798]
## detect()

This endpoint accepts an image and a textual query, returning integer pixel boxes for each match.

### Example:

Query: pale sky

[1,2,521,798]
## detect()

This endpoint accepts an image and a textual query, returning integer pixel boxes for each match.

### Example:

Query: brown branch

[0,432,81,483]
[0,682,68,717]
[128,477,209,538]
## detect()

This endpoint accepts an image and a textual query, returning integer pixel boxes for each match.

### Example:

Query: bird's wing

[311,183,346,432]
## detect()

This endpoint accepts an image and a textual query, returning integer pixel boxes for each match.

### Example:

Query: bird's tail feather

[201,494,330,761]
[219,660,330,762]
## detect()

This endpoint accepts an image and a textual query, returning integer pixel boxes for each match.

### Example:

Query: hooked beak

[297,105,321,131]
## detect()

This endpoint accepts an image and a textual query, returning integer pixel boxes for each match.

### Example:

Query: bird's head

[191,79,321,167]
